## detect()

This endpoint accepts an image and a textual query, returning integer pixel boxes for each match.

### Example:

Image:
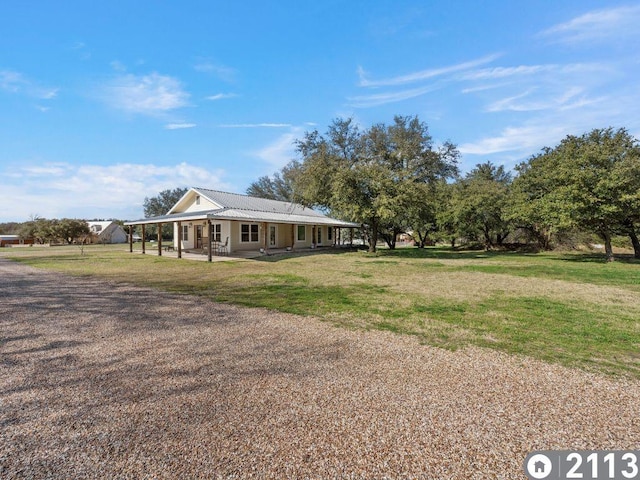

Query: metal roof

[194,188,325,217]
[125,188,359,227]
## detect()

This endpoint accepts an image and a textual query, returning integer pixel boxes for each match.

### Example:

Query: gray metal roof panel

[194,188,325,217]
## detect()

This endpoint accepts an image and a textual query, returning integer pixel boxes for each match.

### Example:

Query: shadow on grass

[373,246,526,261]
[374,246,640,265]
[556,252,640,264]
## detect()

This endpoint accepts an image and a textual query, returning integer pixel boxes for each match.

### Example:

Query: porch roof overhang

[125,208,360,228]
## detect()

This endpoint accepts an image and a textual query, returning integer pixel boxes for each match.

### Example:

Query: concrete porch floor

[132,245,356,262]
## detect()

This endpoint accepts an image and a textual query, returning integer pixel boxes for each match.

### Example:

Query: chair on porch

[218,237,228,256]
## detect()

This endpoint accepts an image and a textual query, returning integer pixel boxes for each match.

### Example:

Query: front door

[269,225,276,247]
[195,225,203,249]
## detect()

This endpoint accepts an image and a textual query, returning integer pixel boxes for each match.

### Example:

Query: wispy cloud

[218,123,292,128]
[70,41,91,60]
[103,72,189,115]
[358,53,501,87]
[193,59,236,82]
[206,93,238,101]
[538,5,640,45]
[254,129,301,169]
[459,62,605,81]
[0,70,58,100]
[459,124,570,156]
[485,87,591,113]
[0,70,23,92]
[350,54,503,108]
[110,60,127,72]
[165,123,196,130]
[348,84,442,108]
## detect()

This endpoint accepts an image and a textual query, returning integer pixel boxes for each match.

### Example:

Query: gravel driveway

[1,257,639,479]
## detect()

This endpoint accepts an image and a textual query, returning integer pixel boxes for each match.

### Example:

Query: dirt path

[1,257,639,479]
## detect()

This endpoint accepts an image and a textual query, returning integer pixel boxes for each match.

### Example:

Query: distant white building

[87,221,128,244]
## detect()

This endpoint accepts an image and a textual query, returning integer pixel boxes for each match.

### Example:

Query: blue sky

[1,1,639,222]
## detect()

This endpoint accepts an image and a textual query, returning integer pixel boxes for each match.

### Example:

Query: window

[182,225,189,241]
[241,223,259,242]
[297,225,306,242]
[213,223,221,242]
[327,227,333,241]
[317,227,322,244]
[195,195,200,205]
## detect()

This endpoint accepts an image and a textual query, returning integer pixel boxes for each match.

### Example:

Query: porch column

[262,222,268,252]
[350,228,354,247]
[177,221,182,259]
[129,225,133,253]
[207,219,212,262]
[142,225,146,254]
[157,223,162,256]
[290,224,295,250]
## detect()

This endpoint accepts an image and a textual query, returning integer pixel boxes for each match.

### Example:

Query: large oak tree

[512,128,640,261]
[294,116,458,252]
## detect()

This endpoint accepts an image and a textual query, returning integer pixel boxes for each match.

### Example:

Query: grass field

[3,244,640,378]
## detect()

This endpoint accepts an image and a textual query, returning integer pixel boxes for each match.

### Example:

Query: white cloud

[0,70,58,100]
[206,93,238,101]
[538,5,640,45]
[459,62,604,81]
[193,60,236,82]
[459,64,557,81]
[459,124,569,156]
[0,161,230,221]
[347,84,441,108]
[110,60,127,72]
[218,123,292,128]
[485,87,588,113]
[70,41,91,60]
[254,128,302,169]
[165,123,196,130]
[358,53,501,87]
[104,73,190,115]
[0,70,23,92]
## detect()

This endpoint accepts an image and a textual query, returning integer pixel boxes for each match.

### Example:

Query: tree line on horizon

[247,116,640,262]
[0,218,92,245]
[3,116,638,262]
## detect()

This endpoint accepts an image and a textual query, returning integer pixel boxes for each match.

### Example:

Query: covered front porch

[124,216,359,263]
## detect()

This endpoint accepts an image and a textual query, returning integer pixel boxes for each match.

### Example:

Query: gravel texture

[1,257,639,479]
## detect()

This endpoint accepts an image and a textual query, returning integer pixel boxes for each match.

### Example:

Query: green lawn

[3,244,640,378]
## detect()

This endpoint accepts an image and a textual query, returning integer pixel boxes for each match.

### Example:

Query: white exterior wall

[182,196,217,213]
[172,220,342,253]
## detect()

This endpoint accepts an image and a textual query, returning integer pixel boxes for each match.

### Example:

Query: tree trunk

[496,231,509,246]
[600,230,615,262]
[388,235,396,250]
[483,227,492,251]
[624,220,640,259]
[630,229,640,259]
[381,232,395,249]
[368,219,378,253]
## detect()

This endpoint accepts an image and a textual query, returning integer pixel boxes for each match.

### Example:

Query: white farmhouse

[124,188,360,260]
